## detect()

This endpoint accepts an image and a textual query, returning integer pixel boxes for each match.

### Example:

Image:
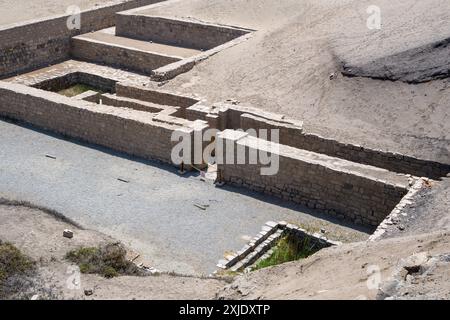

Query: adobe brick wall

[0,0,163,79]
[116,83,199,109]
[0,81,192,164]
[188,103,448,178]
[71,36,181,74]
[217,130,409,227]
[226,106,449,178]
[115,14,250,50]
[32,72,117,93]
[286,132,450,179]
[99,93,171,113]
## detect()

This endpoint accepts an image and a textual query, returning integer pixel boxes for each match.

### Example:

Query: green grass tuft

[57,84,102,97]
[253,235,319,270]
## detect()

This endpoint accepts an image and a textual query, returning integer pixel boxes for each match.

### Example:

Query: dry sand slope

[145,0,450,163]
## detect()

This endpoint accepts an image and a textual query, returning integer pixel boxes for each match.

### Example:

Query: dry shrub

[66,243,144,278]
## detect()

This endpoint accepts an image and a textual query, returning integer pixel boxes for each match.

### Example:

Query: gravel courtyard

[0,119,368,275]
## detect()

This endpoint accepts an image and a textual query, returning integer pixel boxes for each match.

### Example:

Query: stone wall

[224,106,448,178]
[369,178,429,241]
[32,72,117,93]
[99,93,170,113]
[291,132,450,179]
[217,130,408,227]
[189,103,449,178]
[0,81,193,164]
[0,0,163,78]
[71,36,181,74]
[116,83,199,110]
[115,14,250,50]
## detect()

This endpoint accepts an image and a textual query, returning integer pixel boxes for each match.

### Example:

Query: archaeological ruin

[0,0,449,290]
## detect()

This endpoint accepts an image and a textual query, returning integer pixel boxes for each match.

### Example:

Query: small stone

[63,229,73,239]
[376,279,400,300]
[320,228,326,234]
[402,252,429,274]
[217,259,228,267]
[84,289,93,296]
[278,221,288,228]
[265,221,278,228]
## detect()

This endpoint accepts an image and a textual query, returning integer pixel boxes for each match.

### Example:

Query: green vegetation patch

[253,235,320,270]
[66,243,144,278]
[0,240,35,285]
[57,84,103,97]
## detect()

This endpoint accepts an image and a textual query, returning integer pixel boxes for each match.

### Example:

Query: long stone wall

[115,14,250,50]
[217,130,409,227]
[71,36,181,74]
[188,102,449,178]
[0,81,196,164]
[212,104,448,179]
[290,132,449,180]
[32,72,117,93]
[0,0,163,79]
[116,83,199,108]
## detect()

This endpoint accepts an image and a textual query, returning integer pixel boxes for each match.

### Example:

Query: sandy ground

[0,0,119,26]
[141,0,450,163]
[0,203,224,299]
[2,201,448,300]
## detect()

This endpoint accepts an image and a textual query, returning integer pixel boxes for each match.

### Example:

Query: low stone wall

[0,81,197,165]
[116,83,199,110]
[199,103,448,179]
[188,102,449,178]
[116,14,251,50]
[32,72,117,93]
[0,0,163,78]
[217,130,409,227]
[187,102,304,134]
[99,93,173,114]
[291,132,450,179]
[73,90,101,103]
[71,36,181,74]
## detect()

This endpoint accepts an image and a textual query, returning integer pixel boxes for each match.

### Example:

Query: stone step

[71,28,200,75]
[230,229,285,272]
